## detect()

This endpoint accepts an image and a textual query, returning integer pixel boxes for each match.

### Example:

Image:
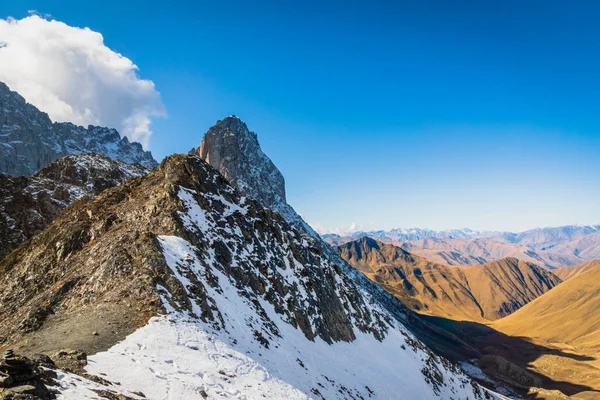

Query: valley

[1,6,599,400]
[334,235,600,399]
[335,237,561,322]
[0,108,501,399]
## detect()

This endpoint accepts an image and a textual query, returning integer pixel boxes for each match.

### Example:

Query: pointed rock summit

[193,115,316,236]
[194,115,286,207]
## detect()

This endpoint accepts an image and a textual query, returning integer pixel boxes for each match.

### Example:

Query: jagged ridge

[0,154,494,399]
[0,153,147,260]
[0,81,157,176]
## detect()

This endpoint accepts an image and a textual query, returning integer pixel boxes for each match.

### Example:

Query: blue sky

[2,1,600,232]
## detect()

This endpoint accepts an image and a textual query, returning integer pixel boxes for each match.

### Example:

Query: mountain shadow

[408,313,600,399]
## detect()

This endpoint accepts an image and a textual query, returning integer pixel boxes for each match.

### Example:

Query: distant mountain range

[324,225,600,247]
[0,81,157,176]
[335,237,561,322]
[324,225,600,269]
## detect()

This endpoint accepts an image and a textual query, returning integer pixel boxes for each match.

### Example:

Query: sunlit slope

[459,257,562,320]
[494,262,600,355]
[554,259,600,281]
[336,237,561,321]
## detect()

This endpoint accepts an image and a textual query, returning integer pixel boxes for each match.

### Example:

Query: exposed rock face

[0,155,381,351]
[0,154,490,399]
[0,350,57,399]
[194,115,286,207]
[0,81,157,176]
[192,116,317,236]
[0,153,147,260]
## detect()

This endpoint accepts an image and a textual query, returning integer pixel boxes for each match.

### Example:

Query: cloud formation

[0,15,164,148]
[310,222,366,236]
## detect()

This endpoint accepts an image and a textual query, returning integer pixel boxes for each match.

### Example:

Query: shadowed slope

[474,262,600,397]
[419,314,600,399]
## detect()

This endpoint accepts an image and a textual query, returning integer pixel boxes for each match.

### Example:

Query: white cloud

[0,15,165,148]
[310,222,366,236]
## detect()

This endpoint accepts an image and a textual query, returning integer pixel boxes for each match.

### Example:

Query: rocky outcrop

[194,116,286,207]
[0,349,141,400]
[0,81,157,176]
[477,355,542,390]
[0,153,147,260]
[0,350,57,399]
[192,116,317,236]
[0,154,490,399]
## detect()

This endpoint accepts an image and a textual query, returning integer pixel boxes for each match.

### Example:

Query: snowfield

[54,182,501,399]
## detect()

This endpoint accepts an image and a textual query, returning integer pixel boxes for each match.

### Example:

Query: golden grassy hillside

[489,263,600,396]
[493,262,600,357]
[554,259,600,281]
[336,237,561,322]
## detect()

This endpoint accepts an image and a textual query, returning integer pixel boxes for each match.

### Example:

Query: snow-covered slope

[0,153,497,399]
[0,81,157,176]
[74,168,496,399]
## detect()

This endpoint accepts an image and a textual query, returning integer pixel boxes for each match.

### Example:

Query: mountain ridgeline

[335,237,561,321]
[0,81,157,176]
[325,225,600,269]
[0,153,148,260]
[0,115,495,399]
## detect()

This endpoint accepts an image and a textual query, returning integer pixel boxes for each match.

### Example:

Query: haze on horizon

[2,1,599,233]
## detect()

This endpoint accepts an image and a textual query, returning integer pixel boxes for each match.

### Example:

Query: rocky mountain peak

[0,153,492,399]
[193,116,322,238]
[0,81,158,176]
[193,115,286,207]
[212,114,250,132]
